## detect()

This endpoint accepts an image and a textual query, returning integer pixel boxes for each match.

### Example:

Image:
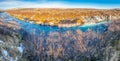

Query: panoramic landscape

[0,0,120,61]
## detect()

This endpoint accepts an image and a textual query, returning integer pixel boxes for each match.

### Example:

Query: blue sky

[0,0,120,9]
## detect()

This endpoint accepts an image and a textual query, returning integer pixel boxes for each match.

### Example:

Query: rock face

[0,13,25,61]
[0,33,23,61]
[0,25,24,61]
[0,12,120,61]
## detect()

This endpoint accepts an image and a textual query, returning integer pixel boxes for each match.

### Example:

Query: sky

[0,0,120,9]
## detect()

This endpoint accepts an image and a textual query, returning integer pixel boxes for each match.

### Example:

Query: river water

[0,12,109,36]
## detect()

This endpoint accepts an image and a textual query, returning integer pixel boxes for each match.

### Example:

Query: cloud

[0,1,119,9]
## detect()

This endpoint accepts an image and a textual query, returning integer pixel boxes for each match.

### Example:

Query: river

[0,12,109,36]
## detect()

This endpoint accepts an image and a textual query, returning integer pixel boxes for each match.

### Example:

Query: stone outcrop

[0,13,25,61]
[0,25,24,61]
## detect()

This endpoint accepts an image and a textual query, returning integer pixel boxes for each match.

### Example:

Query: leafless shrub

[22,19,120,61]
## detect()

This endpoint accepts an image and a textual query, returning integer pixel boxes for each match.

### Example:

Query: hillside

[5,8,120,27]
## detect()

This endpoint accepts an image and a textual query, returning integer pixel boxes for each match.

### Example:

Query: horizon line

[0,1,120,10]
[2,7,120,10]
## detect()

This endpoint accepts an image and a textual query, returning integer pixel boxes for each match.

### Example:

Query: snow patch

[2,49,9,56]
[17,43,24,54]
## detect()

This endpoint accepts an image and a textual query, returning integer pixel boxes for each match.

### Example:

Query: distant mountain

[114,8,120,11]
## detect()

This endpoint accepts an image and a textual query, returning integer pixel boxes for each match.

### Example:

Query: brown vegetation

[5,8,120,27]
[22,19,120,61]
[0,18,21,30]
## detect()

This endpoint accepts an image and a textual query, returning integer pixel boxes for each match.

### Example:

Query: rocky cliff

[0,21,24,61]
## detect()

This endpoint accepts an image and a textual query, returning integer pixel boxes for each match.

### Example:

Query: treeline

[22,19,120,61]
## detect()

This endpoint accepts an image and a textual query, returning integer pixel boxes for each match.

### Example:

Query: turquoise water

[0,12,109,36]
